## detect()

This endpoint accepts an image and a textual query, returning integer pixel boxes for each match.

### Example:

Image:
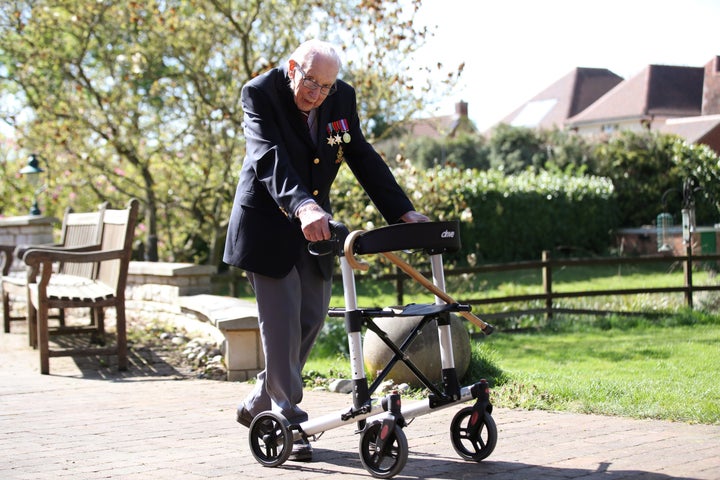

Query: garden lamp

[19,153,45,216]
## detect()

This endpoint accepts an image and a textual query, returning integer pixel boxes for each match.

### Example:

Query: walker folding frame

[247,220,497,478]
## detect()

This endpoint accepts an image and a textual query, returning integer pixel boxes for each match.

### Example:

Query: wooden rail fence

[380,249,720,320]
[214,248,720,320]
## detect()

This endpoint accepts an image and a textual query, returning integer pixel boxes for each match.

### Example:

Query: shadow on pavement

[51,331,190,380]
[303,448,699,479]
[4,322,190,381]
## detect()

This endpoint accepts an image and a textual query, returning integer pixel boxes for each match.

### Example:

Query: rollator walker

[247,220,498,478]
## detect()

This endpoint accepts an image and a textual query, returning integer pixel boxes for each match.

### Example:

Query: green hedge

[331,164,617,264]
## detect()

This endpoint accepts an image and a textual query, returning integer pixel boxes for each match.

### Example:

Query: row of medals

[327,129,351,163]
[327,130,351,146]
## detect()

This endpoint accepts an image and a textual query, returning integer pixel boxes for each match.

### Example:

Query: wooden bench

[1,204,106,344]
[23,199,139,374]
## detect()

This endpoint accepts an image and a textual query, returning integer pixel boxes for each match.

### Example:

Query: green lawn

[474,321,720,424]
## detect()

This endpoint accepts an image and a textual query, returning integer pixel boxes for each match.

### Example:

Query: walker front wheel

[248,412,293,467]
[359,421,408,479]
[450,406,497,461]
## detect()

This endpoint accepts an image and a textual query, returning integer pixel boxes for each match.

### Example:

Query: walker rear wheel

[359,421,408,479]
[248,412,293,467]
[450,406,497,461]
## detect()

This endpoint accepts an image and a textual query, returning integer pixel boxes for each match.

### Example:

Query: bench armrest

[0,244,16,275]
[23,246,124,268]
[13,242,63,260]
[19,243,100,257]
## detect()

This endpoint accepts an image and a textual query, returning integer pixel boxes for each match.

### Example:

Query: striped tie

[299,110,310,129]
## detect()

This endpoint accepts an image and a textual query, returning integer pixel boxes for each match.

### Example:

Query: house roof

[566,65,704,127]
[500,67,623,129]
[408,101,477,139]
[409,114,456,138]
[657,114,720,155]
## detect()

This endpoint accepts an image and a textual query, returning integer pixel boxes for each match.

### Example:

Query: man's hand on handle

[298,202,333,242]
[300,205,428,242]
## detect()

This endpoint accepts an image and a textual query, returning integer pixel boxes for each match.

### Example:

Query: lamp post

[19,153,45,216]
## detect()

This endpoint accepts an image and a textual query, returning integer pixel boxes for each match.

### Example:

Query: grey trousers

[242,249,332,424]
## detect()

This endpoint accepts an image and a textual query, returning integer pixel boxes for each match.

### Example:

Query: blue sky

[414,0,720,130]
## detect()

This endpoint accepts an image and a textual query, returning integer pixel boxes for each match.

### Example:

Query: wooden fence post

[542,250,553,319]
[395,265,404,306]
[684,243,693,309]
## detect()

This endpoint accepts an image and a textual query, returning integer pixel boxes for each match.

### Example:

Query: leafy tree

[670,137,720,225]
[542,127,597,174]
[479,126,719,228]
[400,132,488,169]
[0,0,461,263]
[1,1,247,263]
[0,137,33,218]
[591,131,685,227]
[487,123,547,173]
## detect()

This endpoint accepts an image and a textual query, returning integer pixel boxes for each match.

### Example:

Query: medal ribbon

[327,119,349,134]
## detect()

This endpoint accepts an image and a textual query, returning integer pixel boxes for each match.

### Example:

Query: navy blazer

[223,65,415,279]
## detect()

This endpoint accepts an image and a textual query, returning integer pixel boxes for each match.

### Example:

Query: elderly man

[223,38,428,461]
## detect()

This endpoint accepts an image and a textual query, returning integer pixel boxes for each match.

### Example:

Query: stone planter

[363,314,471,388]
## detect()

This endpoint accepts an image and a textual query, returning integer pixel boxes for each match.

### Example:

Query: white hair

[290,39,342,71]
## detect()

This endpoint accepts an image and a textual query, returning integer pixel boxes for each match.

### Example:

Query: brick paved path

[1,329,719,480]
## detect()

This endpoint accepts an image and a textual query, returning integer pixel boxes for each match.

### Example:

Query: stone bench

[178,294,263,382]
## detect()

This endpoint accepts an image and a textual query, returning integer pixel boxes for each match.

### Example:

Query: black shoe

[236,405,254,428]
[288,439,312,462]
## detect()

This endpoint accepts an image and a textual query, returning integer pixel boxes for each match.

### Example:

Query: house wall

[573,118,651,136]
[616,226,720,256]
[700,126,720,152]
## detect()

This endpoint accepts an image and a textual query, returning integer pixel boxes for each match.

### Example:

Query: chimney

[701,56,720,115]
[455,101,468,118]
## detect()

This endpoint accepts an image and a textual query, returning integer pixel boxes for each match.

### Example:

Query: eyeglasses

[295,65,337,96]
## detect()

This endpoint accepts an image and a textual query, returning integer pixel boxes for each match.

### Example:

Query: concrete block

[225,329,264,371]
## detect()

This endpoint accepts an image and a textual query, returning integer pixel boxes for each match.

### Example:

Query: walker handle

[343,229,369,271]
[307,221,349,257]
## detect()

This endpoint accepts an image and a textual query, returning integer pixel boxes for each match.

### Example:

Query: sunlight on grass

[307,316,720,424]
[481,323,720,424]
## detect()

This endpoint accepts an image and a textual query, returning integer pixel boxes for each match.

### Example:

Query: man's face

[290,56,338,111]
